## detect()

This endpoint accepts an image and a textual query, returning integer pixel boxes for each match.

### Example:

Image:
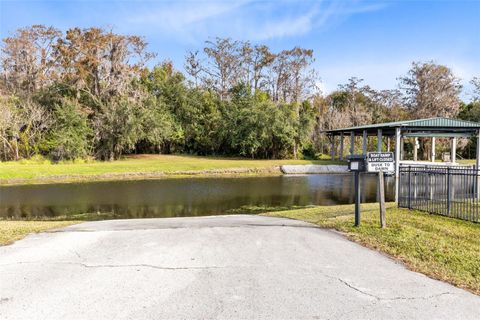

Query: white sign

[367,152,394,173]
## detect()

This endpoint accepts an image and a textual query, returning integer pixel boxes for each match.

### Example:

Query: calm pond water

[0,174,394,219]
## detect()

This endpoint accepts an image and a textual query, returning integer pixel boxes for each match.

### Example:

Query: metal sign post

[354,170,361,226]
[347,155,367,227]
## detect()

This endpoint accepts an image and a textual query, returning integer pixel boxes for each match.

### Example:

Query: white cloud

[244,1,387,40]
[123,0,386,43]
[250,10,316,40]
[128,0,250,30]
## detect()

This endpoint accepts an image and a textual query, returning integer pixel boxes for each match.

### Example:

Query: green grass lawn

[458,159,476,165]
[0,220,79,246]
[0,154,344,184]
[264,203,480,295]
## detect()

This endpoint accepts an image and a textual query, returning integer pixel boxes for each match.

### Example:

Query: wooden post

[395,128,401,202]
[379,171,386,228]
[339,132,344,161]
[362,130,367,155]
[330,135,335,160]
[350,132,355,155]
[431,137,436,162]
[452,137,457,163]
[377,129,382,203]
[413,137,418,161]
[387,136,391,152]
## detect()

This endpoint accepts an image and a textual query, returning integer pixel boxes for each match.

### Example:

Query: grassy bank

[0,220,78,246]
[0,154,342,185]
[264,203,480,295]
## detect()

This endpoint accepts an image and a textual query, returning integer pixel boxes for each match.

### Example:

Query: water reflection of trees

[0,175,395,219]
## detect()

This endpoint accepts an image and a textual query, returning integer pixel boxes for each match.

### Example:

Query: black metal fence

[398,165,479,223]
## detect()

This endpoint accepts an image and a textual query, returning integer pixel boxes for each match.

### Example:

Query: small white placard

[367,161,395,172]
[367,152,395,173]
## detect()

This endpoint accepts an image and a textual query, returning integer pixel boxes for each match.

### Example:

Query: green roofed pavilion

[325,117,480,137]
[323,117,480,201]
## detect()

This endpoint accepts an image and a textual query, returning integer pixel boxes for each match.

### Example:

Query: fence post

[413,167,417,200]
[476,129,480,199]
[408,166,412,209]
[447,167,451,216]
[397,166,401,208]
[429,168,434,200]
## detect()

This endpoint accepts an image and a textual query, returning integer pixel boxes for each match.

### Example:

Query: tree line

[0,25,479,161]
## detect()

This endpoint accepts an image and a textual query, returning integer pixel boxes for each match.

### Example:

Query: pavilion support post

[395,128,401,202]
[362,130,367,155]
[413,137,418,162]
[330,135,335,160]
[431,137,436,162]
[350,132,355,156]
[377,129,382,152]
[339,133,344,161]
[400,137,404,161]
[451,137,457,163]
[451,137,457,200]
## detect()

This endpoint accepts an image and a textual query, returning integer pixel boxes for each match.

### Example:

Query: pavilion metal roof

[325,117,480,136]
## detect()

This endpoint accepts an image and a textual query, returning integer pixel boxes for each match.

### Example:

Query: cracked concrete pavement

[0,215,479,319]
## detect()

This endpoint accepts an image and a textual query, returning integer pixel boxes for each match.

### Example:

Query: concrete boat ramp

[1,215,479,319]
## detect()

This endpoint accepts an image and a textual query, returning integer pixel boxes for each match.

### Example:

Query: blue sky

[1,0,479,98]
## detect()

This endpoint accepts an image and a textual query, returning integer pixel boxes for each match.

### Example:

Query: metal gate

[398,165,479,222]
